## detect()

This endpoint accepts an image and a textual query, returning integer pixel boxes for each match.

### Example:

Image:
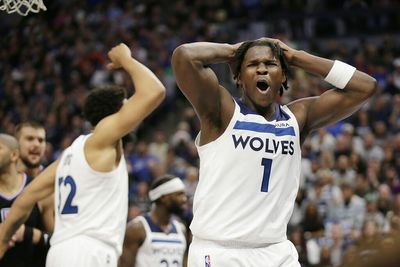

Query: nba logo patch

[205,255,211,267]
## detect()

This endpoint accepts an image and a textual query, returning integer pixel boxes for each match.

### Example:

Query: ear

[281,72,287,85]
[236,73,242,88]
[10,150,19,163]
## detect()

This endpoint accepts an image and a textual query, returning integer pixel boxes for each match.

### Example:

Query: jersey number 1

[58,175,79,214]
[261,158,272,192]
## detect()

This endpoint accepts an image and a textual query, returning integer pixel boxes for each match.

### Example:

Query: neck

[17,160,41,178]
[25,167,41,178]
[150,206,171,228]
[0,167,22,195]
[241,97,276,120]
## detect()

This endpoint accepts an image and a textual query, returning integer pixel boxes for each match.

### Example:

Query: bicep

[38,194,54,233]
[172,47,223,118]
[304,88,366,131]
[118,242,138,267]
[90,92,157,147]
[304,70,376,131]
[118,221,145,267]
[22,160,58,204]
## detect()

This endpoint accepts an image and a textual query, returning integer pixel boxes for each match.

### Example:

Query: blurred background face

[164,191,188,215]
[18,126,46,168]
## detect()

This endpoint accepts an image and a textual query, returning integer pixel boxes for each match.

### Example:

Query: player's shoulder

[287,96,318,132]
[128,215,146,229]
[126,216,147,242]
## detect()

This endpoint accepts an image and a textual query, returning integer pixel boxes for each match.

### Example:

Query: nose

[32,138,41,147]
[181,194,188,204]
[256,63,268,74]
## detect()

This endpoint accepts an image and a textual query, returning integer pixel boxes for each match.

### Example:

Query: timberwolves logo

[205,255,211,267]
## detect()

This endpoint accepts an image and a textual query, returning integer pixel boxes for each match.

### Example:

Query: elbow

[366,77,378,98]
[152,83,166,104]
[172,44,193,71]
[157,86,166,101]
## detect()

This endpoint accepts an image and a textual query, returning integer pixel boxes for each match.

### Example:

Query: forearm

[291,50,376,94]
[174,42,239,66]
[291,50,333,77]
[1,201,34,243]
[118,251,136,267]
[121,57,165,99]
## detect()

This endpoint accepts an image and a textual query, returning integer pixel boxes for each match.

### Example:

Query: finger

[106,63,116,70]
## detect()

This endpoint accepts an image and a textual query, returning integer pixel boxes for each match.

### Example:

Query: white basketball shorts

[188,237,300,267]
[46,235,118,267]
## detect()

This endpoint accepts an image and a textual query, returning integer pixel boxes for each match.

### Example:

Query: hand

[257,37,297,64]
[0,224,11,259]
[107,43,132,70]
[228,42,244,77]
[0,241,8,259]
[10,224,25,246]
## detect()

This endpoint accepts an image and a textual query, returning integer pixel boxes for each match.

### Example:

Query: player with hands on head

[0,43,166,267]
[171,37,376,266]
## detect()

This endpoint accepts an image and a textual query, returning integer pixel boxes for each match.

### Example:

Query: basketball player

[118,174,188,267]
[0,134,49,267]
[171,38,377,266]
[15,121,46,178]
[15,122,53,230]
[0,43,166,267]
[15,121,53,266]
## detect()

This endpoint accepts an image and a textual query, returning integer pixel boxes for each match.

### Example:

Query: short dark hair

[15,121,45,139]
[83,85,126,126]
[233,40,292,96]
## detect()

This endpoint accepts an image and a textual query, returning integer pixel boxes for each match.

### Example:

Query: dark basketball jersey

[0,174,43,267]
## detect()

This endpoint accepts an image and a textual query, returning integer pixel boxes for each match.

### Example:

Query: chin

[256,97,274,107]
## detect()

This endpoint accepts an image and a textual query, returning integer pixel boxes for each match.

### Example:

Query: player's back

[51,134,128,255]
[190,98,301,244]
[135,214,187,267]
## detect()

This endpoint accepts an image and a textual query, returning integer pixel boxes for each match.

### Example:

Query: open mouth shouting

[256,79,270,94]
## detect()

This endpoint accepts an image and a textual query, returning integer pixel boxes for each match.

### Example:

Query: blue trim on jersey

[151,239,183,244]
[144,214,178,234]
[275,105,291,121]
[235,98,291,122]
[233,121,296,136]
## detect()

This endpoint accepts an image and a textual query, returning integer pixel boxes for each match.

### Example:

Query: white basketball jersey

[135,214,187,267]
[51,134,128,255]
[190,99,301,244]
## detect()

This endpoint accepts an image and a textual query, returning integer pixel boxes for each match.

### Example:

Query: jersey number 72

[57,175,79,214]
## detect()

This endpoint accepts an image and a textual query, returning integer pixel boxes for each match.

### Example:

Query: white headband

[149,177,185,201]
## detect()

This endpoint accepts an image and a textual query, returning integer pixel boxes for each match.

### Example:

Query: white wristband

[324,60,356,89]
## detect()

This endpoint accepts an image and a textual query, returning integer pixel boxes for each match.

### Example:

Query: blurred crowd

[1,0,400,266]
